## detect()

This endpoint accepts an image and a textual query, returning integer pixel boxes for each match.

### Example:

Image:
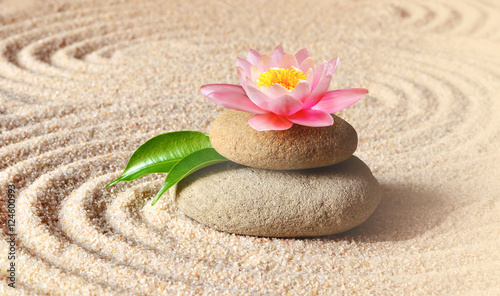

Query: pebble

[209,110,358,170]
[175,156,381,238]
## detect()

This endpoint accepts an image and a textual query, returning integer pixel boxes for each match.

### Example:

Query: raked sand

[0,0,499,294]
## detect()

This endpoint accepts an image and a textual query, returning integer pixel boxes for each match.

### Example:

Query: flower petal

[303,66,333,109]
[248,113,293,131]
[278,53,299,69]
[311,61,327,90]
[312,88,368,113]
[286,109,333,127]
[295,47,311,65]
[206,91,266,114]
[247,49,261,66]
[245,76,259,88]
[298,57,314,73]
[243,84,272,110]
[200,84,246,96]
[237,67,248,86]
[328,57,340,76]
[236,57,252,77]
[264,83,289,99]
[267,95,304,116]
[271,45,285,64]
[258,54,278,72]
[305,68,314,85]
[289,80,311,102]
[250,65,261,82]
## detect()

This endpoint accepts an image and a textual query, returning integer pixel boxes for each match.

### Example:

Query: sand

[0,0,499,295]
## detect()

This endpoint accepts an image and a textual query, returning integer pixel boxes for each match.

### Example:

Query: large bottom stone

[175,156,381,238]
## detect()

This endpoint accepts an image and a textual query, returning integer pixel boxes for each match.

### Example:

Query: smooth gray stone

[175,156,380,238]
[209,110,358,170]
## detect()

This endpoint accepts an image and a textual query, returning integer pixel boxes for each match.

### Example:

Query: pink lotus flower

[201,46,368,131]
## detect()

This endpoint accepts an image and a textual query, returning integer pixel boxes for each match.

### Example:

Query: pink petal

[267,95,304,116]
[248,113,293,131]
[278,53,299,69]
[312,88,368,113]
[311,61,327,90]
[247,49,261,66]
[236,57,252,77]
[207,91,266,114]
[302,67,333,109]
[258,54,278,72]
[327,57,340,76]
[200,84,246,96]
[264,83,289,99]
[250,65,261,82]
[295,47,311,65]
[271,45,285,64]
[289,80,311,102]
[237,67,248,86]
[242,84,272,110]
[298,57,314,73]
[305,68,314,85]
[245,76,259,88]
[258,85,269,93]
[286,109,333,127]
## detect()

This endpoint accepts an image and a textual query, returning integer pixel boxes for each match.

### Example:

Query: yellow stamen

[257,68,306,90]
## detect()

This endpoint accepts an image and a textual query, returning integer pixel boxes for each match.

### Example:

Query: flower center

[257,68,306,90]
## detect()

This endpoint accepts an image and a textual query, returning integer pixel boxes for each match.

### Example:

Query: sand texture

[0,0,499,295]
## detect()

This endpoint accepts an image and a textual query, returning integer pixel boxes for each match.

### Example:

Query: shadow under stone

[328,183,456,242]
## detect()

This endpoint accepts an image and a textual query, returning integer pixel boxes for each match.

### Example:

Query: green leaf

[106,131,211,187]
[151,148,228,205]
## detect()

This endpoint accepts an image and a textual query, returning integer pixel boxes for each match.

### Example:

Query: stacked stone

[175,110,381,237]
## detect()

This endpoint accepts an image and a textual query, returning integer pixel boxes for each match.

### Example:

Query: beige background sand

[0,0,499,295]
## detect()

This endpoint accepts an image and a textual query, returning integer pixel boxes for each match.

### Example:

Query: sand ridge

[0,0,499,294]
